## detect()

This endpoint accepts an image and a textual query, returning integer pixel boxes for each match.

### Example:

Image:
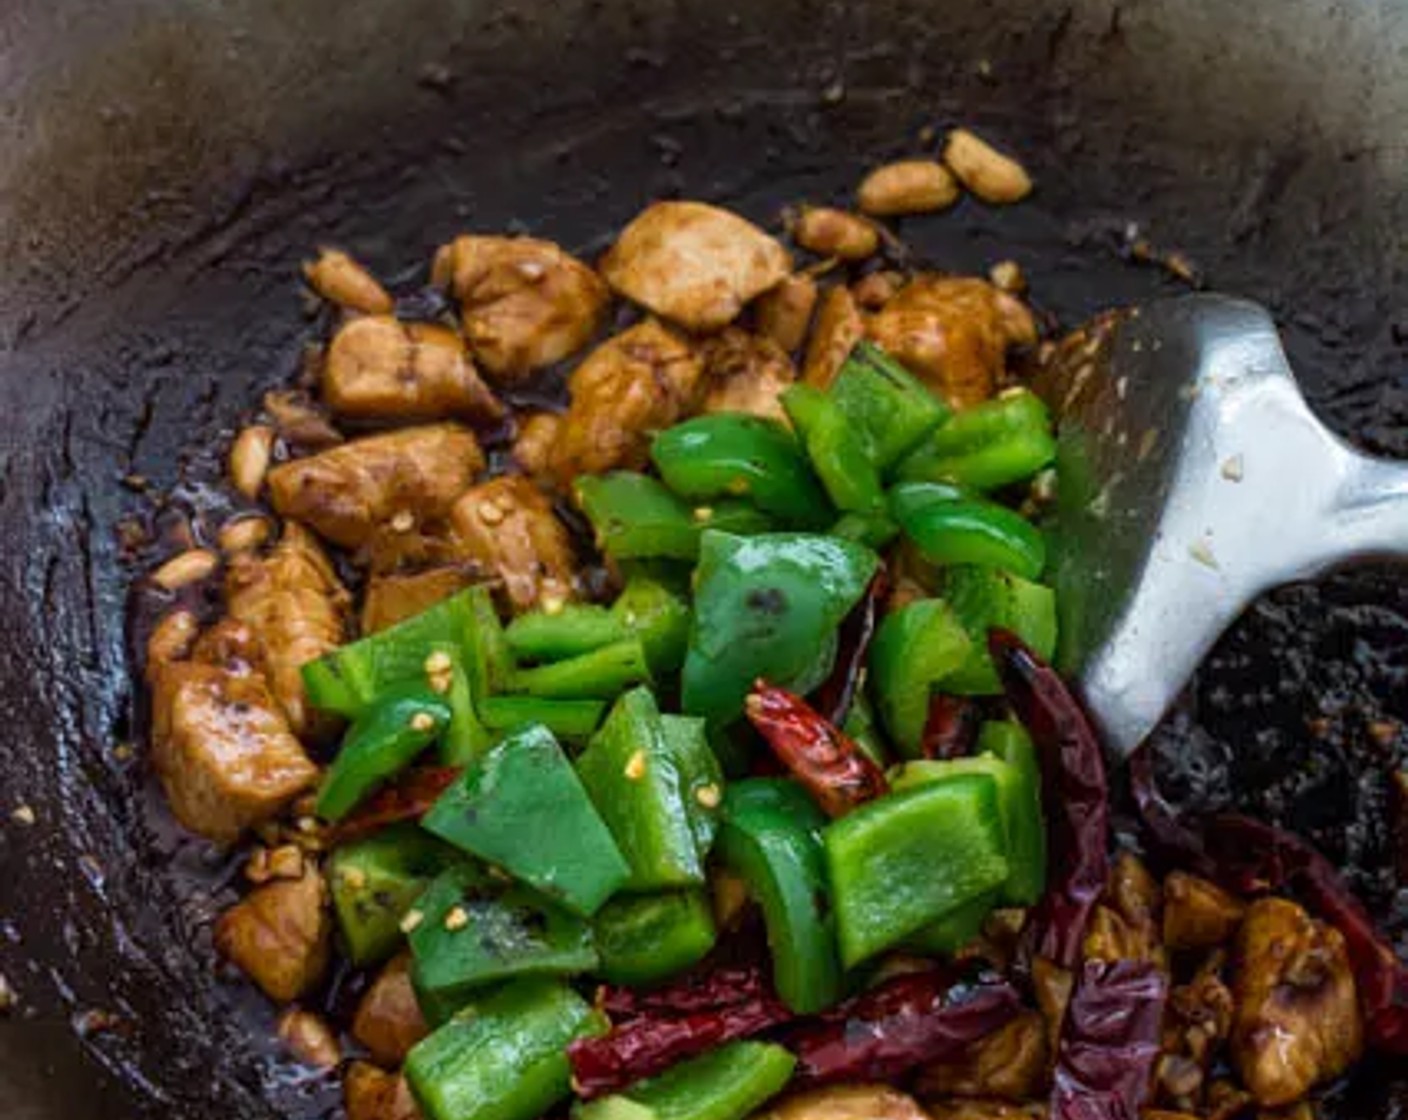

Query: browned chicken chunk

[700,328,796,425]
[267,424,484,549]
[322,316,502,423]
[867,276,1036,409]
[925,1101,1041,1120]
[601,201,791,332]
[915,1010,1049,1102]
[303,248,394,315]
[361,567,474,634]
[1230,898,1364,1107]
[345,1062,423,1120]
[451,475,577,612]
[1163,872,1248,951]
[551,319,704,482]
[512,412,565,477]
[278,1008,342,1068]
[226,523,348,735]
[754,273,818,353]
[758,1084,934,1120]
[215,869,331,1002]
[802,285,866,389]
[352,954,430,1066]
[433,235,609,381]
[1085,852,1166,967]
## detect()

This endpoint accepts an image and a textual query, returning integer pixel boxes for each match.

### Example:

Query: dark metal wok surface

[2,1,1406,1116]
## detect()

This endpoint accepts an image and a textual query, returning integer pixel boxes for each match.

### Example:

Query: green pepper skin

[315,686,453,821]
[572,1041,796,1120]
[591,890,717,987]
[575,472,771,562]
[781,384,885,515]
[660,715,724,861]
[941,566,1057,694]
[510,639,652,700]
[612,579,692,676]
[830,340,950,470]
[329,825,458,965]
[421,724,630,916]
[406,979,608,1120]
[893,388,1055,491]
[479,696,607,740]
[889,482,1047,579]
[829,510,900,550]
[823,775,1009,967]
[715,779,842,1013]
[682,532,879,726]
[651,415,831,528]
[506,606,626,663]
[840,691,890,770]
[903,888,1001,956]
[868,599,972,757]
[977,720,1048,905]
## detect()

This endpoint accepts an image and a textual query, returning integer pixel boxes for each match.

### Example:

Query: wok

[2,0,1406,1116]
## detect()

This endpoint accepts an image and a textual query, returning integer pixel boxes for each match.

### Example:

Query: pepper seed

[390,510,415,533]
[400,909,425,934]
[624,750,648,781]
[444,906,469,931]
[693,506,714,523]
[339,865,368,890]
[695,784,722,809]
[424,651,453,675]
[410,711,437,733]
[10,804,35,827]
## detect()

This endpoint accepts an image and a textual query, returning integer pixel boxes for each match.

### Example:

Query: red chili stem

[812,569,887,727]
[921,694,981,760]
[326,765,461,844]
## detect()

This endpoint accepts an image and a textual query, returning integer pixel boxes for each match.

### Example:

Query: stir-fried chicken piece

[1085,852,1166,967]
[601,201,791,332]
[189,617,266,674]
[512,412,564,478]
[867,277,1036,409]
[1163,872,1248,952]
[1031,956,1074,1057]
[214,868,331,1002]
[225,523,348,736]
[924,1101,1042,1120]
[1159,952,1235,1109]
[801,285,866,389]
[321,316,502,423]
[433,235,609,381]
[551,319,704,482]
[352,953,430,1066]
[1229,898,1363,1107]
[700,328,796,425]
[758,1084,934,1120]
[277,1008,342,1068]
[303,248,394,315]
[451,475,577,612]
[267,423,484,549]
[360,567,474,634]
[345,1062,423,1120]
[754,273,818,353]
[915,1010,1048,1102]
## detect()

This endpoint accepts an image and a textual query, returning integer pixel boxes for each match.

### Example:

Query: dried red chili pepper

[988,629,1108,970]
[812,568,887,726]
[786,967,1021,1086]
[1126,745,1215,879]
[597,963,776,1020]
[1051,958,1168,1120]
[921,693,981,760]
[327,765,461,843]
[745,681,889,818]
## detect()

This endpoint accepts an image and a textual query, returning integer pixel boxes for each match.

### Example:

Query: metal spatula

[1036,294,1408,757]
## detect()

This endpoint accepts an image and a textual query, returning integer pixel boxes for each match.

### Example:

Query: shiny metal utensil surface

[1040,294,1408,756]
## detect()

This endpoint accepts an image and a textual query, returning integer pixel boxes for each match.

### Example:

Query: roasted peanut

[944,129,1033,204]
[792,207,880,260]
[857,159,960,216]
[302,248,394,315]
[229,425,275,499]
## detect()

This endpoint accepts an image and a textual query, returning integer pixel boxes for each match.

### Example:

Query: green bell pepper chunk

[840,690,890,770]
[941,566,1057,694]
[868,599,972,757]
[660,714,725,861]
[903,889,1001,956]
[682,532,879,726]
[823,775,1009,967]
[781,384,885,515]
[889,482,1046,580]
[329,825,458,965]
[978,720,1047,905]
[421,725,630,916]
[715,780,842,1013]
[830,510,900,550]
[652,414,832,528]
[409,865,597,1017]
[577,688,707,891]
[573,1042,796,1120]
[613,578,692,675]
[406,979,607,1120]
[831,340,950,469]
[506,605,626,664]
[592,890,717,987]
[510,639,652,700]
[893,388,1055,491]
[480,696,607,740]
[316,686,452,821]
[576,472,772,562]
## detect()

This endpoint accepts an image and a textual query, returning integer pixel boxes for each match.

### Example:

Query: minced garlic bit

[410,711,437,733]
[1188,538,1220,570]
[624,750,649,781]
[390,510,415,533]
[540,593,567,616]
[444,906,470,931]
[477,500,505,526]
[695,784,722,809]
[400,909,425,934]
[693,506,715,523]
[1220,454,1245,482]
[339,865,368,890]
[11,804,36,827]
[296,815,320,834]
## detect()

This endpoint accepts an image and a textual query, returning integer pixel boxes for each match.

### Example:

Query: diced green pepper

[978,720,1047,906]
[682,532,879,726]
[841,690,890,770]
[715,780,841,1013]
[831,340,950,469]
[823,775,1009,966]
[781,384,885,515]
[316,685,452,821]
[592,891,717,987]
[577,688,705,891]
[506,605,625,664]
[829,510,900,550]
[904,889,1000,956]
[409,865,597,1017]
[868,599,972,757]
[573,1042,796,1120]
[889,482,1046,580]
[329,825,458,965]
[421,725,630,916]
[405,979,607,1120]
[613,579,692,676]
[893,388,1055,491]
[660,714,724,861]
[510,639,652,700]
[652,415,831,528]
[941,566,1057,694]
[480,696,607,740]
[466,583,516,696]
[575,473,772,562]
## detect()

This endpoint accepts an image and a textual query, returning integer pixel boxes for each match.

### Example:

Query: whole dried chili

[785,966,1021,1086]
[597,962,777,1020]
[988,629,1108,969]
[328,765,461,844]
[812,568,887,727]
[921,693,981,760]
[1051,958,1168,1120]
[745,681,889,818]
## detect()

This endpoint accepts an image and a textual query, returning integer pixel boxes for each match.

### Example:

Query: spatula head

[1036,294,1375,757]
